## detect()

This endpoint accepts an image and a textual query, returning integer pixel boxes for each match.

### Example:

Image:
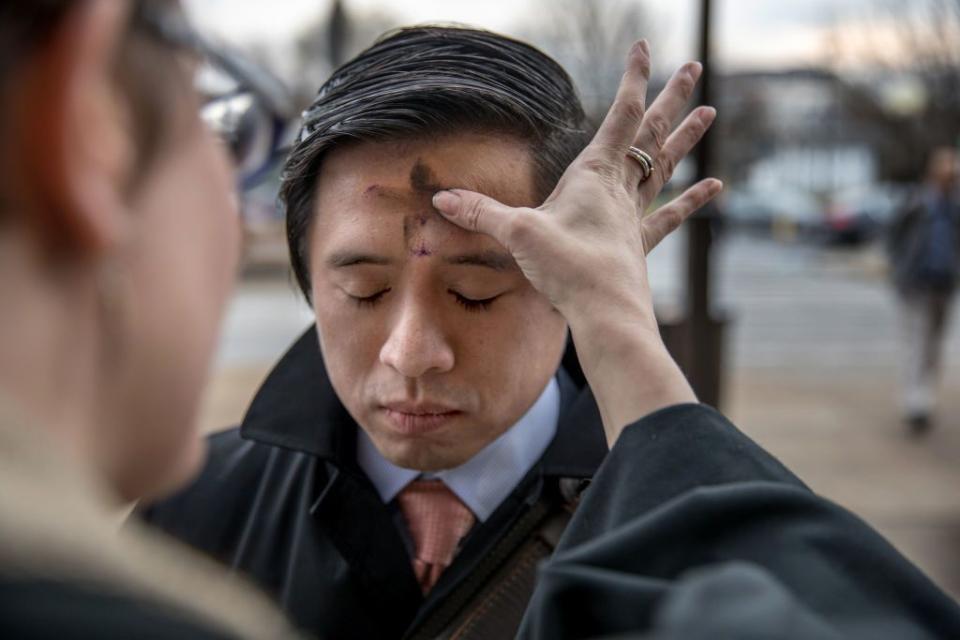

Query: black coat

[520,404,960,639]
[140,328,608,640]
[0,578,237,639]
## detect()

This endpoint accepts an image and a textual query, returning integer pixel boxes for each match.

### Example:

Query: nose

[379,300,455,378]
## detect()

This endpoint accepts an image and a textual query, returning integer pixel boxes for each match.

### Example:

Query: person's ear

[12,0,134,257]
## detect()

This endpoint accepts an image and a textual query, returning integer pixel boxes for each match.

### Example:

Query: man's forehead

[316,133,537,208]
[361,159,451,204]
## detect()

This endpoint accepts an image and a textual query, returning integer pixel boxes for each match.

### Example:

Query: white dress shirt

[357,377,561,522]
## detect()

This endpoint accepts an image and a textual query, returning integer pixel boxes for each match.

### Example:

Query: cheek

[493,293,565,357]
[312,293,384,396]
[163,134,239,341]
[459,293,567,391]
[112,132,238,498]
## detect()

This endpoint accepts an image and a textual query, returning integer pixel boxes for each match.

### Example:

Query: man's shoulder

[0,576,237,639]
[168,426,283,501]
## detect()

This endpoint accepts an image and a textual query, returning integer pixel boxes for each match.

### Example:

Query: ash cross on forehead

[364,158,447,258]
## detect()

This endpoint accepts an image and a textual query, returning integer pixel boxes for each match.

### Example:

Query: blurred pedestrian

[887,147,960,434]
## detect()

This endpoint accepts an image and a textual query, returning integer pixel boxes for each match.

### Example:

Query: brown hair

[0,0,188,206]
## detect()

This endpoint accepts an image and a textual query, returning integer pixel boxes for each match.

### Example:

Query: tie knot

[397,479,476,569]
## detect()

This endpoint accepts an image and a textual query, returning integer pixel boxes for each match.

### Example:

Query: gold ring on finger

[626,146,655,183]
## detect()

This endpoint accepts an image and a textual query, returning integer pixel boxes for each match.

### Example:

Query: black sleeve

[0,578,237,640]
[519,404,960,640]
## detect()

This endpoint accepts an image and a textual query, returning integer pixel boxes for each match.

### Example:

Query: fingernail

[700,106,717,123]
[631,39,649,56]
[709,179,724,194]
[432,190,461,213]
[688,61,703,78]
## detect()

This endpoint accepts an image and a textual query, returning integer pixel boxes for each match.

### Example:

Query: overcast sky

[184,0,882,73]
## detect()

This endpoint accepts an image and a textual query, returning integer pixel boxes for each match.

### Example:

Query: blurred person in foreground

[2,3,959,640]
[0,1,301,637]
[887,146,960,435]
[142,23,960,640]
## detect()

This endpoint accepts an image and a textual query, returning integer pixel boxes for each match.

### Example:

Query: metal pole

[690,0,713,320]
[684,0,726,407]
[328,0,349,70]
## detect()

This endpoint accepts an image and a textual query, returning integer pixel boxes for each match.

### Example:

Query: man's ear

[12,0,134,257]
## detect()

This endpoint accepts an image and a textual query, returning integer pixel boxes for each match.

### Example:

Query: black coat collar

[240,327,607,479]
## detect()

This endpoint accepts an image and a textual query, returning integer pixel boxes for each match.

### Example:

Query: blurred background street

[186,0,960,599]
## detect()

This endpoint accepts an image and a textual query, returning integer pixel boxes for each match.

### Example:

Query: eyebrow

[444,250,517,272]
[325,250,517,272]
[326,252,393,268]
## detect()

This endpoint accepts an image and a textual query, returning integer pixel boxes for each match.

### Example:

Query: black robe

[519,403,960,639]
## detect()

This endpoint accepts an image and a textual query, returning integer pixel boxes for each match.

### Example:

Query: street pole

[327,0,349,70]
[661,0,726,407]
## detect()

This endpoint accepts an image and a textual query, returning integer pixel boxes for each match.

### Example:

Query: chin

[382,439,476,472]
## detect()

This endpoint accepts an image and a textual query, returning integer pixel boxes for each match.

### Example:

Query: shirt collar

[357,377,561,522]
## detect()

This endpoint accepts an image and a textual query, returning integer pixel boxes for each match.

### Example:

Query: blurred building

[718,69,880,194]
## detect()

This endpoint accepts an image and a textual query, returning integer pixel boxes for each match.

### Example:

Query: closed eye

[451,291,498,312]
[350,289,390,307]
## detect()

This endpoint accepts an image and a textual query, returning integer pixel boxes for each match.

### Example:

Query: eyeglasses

[133,1,293,190]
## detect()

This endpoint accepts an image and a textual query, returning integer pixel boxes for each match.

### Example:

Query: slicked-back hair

[280,25,591,301]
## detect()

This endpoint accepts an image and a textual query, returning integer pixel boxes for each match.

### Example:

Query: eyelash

[349,289,497,312]
[352,290,389,308]
[454,293,497,312]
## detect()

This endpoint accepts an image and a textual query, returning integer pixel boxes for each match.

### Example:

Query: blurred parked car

[823,184,906,246]
[721,186,823,242]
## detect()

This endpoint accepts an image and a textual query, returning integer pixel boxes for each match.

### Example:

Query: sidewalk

[727,366,960,599]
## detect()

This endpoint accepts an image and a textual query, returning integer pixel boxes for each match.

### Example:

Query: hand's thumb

[432,189,515,243]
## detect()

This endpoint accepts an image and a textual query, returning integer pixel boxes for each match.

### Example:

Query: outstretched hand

[433,41,720,333]
[432,41,721,443]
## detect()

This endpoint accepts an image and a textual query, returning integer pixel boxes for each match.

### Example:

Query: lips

[381,401,462,436]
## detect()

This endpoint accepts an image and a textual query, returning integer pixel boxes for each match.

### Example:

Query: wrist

[566,304,662,368]
[568,314,696,446]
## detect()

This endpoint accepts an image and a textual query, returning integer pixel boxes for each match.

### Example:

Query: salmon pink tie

[396,479,476,594]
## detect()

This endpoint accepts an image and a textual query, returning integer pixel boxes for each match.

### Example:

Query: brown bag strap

[404,478,587,640]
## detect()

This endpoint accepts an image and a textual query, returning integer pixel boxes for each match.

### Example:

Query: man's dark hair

[280,25,590,300]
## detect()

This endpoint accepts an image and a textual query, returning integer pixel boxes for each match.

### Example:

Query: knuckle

[647,115,671,149]
[656,153,678,180]
[682,190,706,211]
[678,74,696,98]
[463,198,486,231]
[629,47,652,76]
[684,117,708,144]
[667,207,685,228]
[613,99,646,128]
[656,208,682,233]
[505,211,535,246]
[582,155,620,182]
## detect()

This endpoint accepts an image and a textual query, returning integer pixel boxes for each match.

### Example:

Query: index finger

[593,40,652,156]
